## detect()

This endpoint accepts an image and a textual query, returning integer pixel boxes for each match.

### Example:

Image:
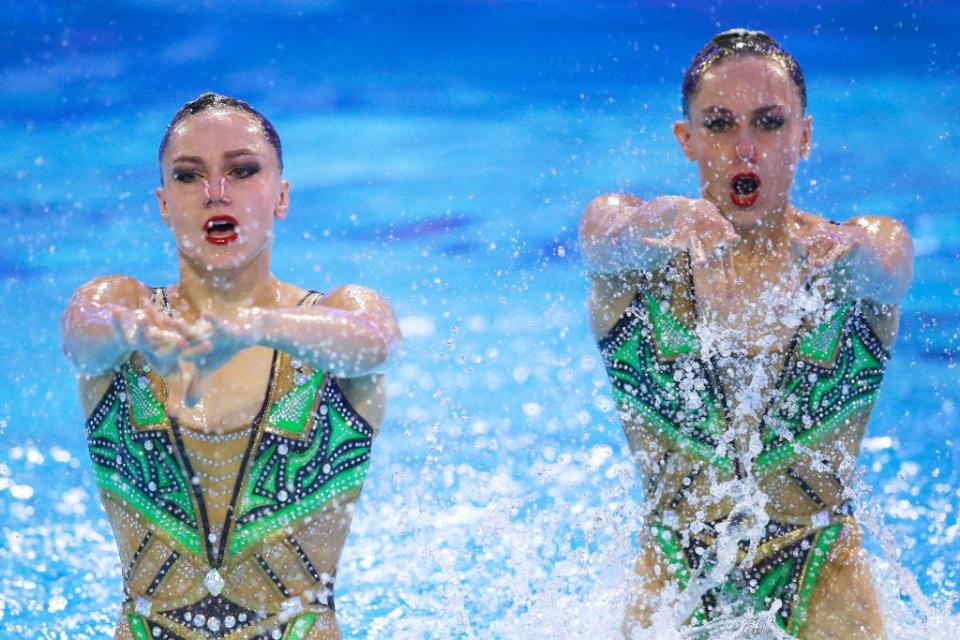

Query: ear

[800,114,813,159]
[274,179,290,220]
[673,120,695,160]
[155,187,172,228]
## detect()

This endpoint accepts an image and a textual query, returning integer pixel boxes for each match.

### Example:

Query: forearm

[579,195,677,274]
[247,306,396,378]
[840,217,913,305]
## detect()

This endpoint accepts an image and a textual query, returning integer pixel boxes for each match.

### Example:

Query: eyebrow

[700,106,733,118]
[699,105,786,118]
[752,104,785,116]
[171,154,204,164]
[223,148,258,160]
[170,149,260,165]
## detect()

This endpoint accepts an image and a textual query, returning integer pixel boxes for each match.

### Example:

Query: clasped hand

[111,303,261,412]
[640,197,865,289]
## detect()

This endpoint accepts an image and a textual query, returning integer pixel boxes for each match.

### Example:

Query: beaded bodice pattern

[85,295,374,640]
[598,254,890,481]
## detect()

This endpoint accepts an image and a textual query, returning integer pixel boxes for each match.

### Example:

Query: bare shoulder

[62,274,151,337]
[319,284,394,313]
[67,275,150,309]
[844,212,911,235]
[580,192,644,229]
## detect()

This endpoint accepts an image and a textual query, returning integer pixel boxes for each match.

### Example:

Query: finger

[818,243,849,268]
[643,235,682,249]
[723,228,742,245]
[689,236,708,266]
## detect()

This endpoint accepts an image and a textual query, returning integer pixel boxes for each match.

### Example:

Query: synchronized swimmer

[62,93,401,640]
[61,29,915,640]
[581,30,912,639]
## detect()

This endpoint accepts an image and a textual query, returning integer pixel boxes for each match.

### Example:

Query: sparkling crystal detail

[204,569,225,596]
[135,596,152,616]
[811,510,830,529]
[281,595,303,615]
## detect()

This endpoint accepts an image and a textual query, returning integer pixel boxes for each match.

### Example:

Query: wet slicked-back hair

[682,29,806,118]
[158,92,283,180]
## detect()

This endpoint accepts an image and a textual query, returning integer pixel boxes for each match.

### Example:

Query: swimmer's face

[674,55,811,227]
[155,109,289,272]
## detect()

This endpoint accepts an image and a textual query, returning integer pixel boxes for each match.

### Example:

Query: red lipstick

[730,172,761,208]
[203,215,239,245]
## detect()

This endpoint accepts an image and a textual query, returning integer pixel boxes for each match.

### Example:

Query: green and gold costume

[86,291,372,639]
[599,254,888,635]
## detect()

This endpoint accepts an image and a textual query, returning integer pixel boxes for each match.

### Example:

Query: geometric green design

[650,523,707,626]
[757,307,887,472]
[125,366,166,426]
[646,292,698,358]
[797,303,850,362]
[787,523,841,636]
[603,293,730,474]
[127,614,150,640]
[326,406,367,459]
[267,371,324,435]
[286,612,318,639]
[87,370,203,556]
[230,381,372,555]
[753,557,797,630]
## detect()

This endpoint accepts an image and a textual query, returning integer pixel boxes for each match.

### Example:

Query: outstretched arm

[61,276,188,377]
[790,214,914,306]
[180,285,401,394]
[579,194,739,274]
[248,285,402,377]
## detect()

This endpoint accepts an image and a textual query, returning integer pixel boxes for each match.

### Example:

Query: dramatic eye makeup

[754,107,786,131]
[228,163,261,179]
[171,167,202,183]
[700,107,734,132]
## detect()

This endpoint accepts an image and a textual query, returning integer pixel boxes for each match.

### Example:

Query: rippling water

[1,1,958,637]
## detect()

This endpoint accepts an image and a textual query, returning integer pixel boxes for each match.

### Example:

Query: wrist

[237,307,270,347]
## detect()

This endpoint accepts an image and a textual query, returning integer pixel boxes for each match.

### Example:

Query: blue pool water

[1,1,959,637]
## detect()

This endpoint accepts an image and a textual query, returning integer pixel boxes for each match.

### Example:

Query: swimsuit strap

[87,287,367,637]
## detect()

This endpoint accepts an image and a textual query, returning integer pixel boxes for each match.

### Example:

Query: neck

[728,204,793,257]
[174,249,278,319]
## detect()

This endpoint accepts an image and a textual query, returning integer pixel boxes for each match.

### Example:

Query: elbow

[579,193,629,271]
[878,220,914,303]
[339,318,401,378]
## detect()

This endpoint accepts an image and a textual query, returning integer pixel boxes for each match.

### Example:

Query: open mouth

[730,173,761,208]
[203,215,239,245]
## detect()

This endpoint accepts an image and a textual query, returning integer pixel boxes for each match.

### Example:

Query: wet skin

[581,56,913,639]
[63,109,401,640]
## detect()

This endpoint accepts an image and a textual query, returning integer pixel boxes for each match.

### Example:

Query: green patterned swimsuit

[598,254,889,635]
[85,291,373,640]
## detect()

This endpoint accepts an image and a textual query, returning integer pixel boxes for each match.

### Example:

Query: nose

[735,135,756,164]
[202,177,229,205]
